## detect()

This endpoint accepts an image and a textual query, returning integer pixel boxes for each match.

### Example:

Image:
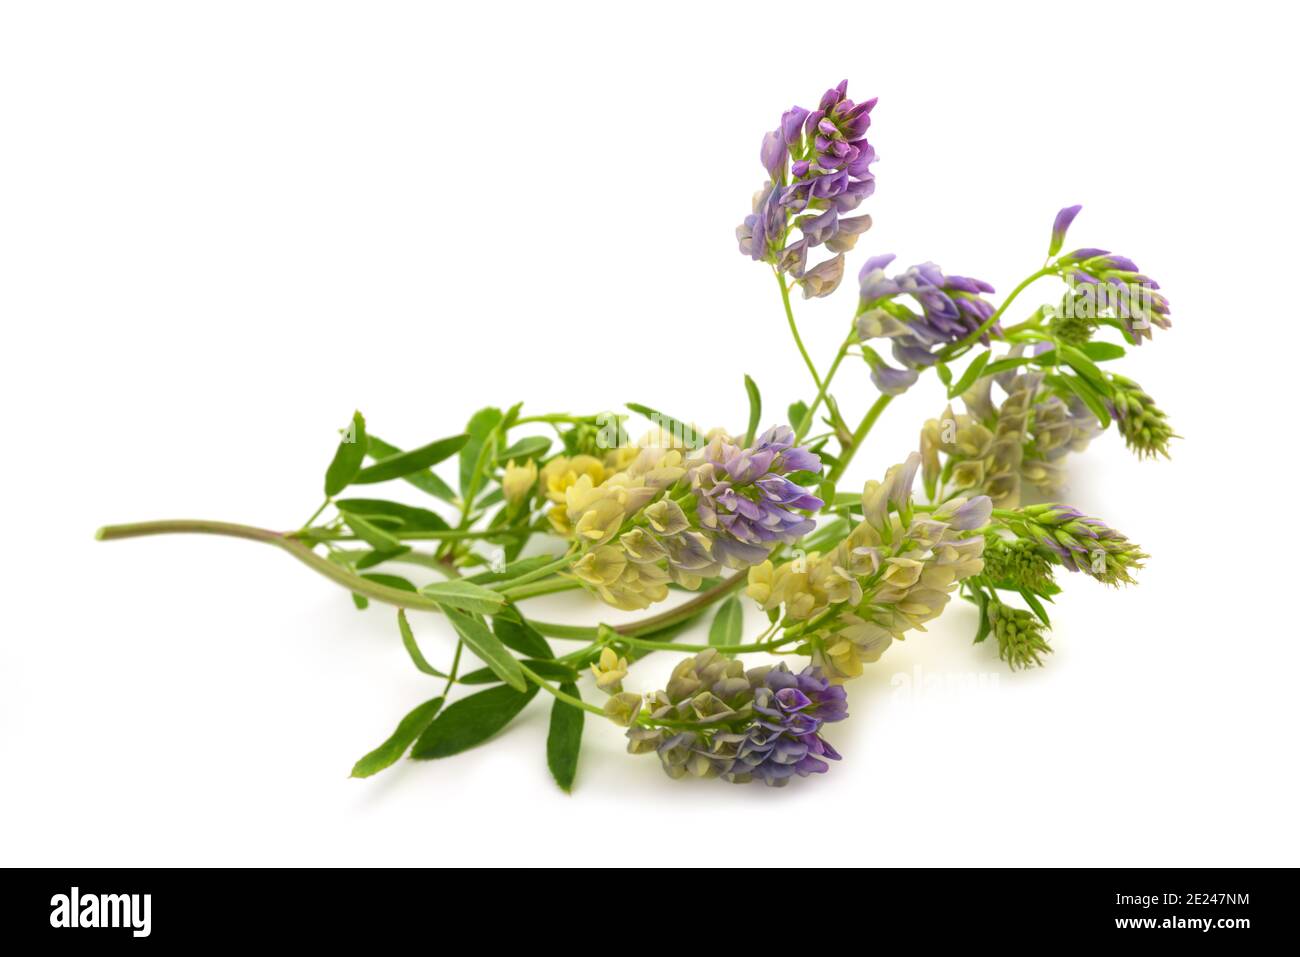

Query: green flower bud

[1048,296,1098,346]
[971,535,1058,594]
[1110,374,1176,460]
[986,597,1052,670]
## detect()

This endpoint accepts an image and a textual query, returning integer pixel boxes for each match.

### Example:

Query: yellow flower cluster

[539,454,609,535]
[921,373,1097,507]
[747,456,988,681]
[544,431,695,611]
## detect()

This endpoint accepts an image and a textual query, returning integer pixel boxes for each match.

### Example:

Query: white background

[3,1,1297,867]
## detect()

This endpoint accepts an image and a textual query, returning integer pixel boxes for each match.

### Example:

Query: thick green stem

[827,393,894,482]
[616,574,745,637]
[99,519,743,649]
[532,573,745,643]
[296,527,511,543]
[97,519,280,546]
[97,519,447,613]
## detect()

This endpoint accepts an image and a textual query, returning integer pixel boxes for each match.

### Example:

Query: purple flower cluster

[1016,503,1147,586]
[719,664,848,786]
[687,426,823,568]
[854,254,999,393]
[1047,205,1171,345]
[628,655,848,787]
[1057,249,1171,345]
[737,81,878,299]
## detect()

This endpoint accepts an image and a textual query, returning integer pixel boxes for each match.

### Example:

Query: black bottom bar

[5,867,1289,944]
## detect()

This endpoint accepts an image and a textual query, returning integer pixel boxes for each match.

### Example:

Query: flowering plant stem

[99,520,455,612]
[777,269,823,393]
[827,393,894,482]
[937,267,1052,361]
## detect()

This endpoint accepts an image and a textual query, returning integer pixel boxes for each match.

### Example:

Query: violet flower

[1049,204,1083,257]
[720,664,848,786]
[854,255,999,381]
[687,426,823,568]
[1045,205,1171,344]
[1057,247,1171,344]
[736,81,878,296]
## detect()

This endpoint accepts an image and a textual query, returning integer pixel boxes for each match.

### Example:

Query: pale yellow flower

[590,646,630,695]
[745,560,774,605]
[540,455,607,505]
[501,458,538,508]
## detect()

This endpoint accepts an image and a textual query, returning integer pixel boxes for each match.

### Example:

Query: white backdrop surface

[2,1,1296,866]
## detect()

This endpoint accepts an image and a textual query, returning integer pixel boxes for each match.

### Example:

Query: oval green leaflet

[324,411,367,497]
[441,607,526,691]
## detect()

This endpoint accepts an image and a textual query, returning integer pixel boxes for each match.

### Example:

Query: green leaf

[935,361,953,387]
[350,695,445,777]
[477,488,506,509]
[743,375,762,447]
[410,684,538,760]
[339,510,403,551]
[500,401,524,432]
[351,592,369,610]
[708,596,743,647]
[1030,348,1059,367]
[1060,345,1113,397]
[787,401,809,431]
[492,609,555,659]
[497,435,552,464]
[354,434,469,486]
[547,683,584,793]
[442,608,526,691]
[982,356,1037,378]
[459,659,576,685]
[460,407,505,497]
[354,547,410,570]
[1047,373,1112,428]
[359,572,416,592]
[324,411,368,497]
[420,579,508,615]
[366,435,457,503]
[1079,341,1126,361]
[334,498,449,532]
[625,402,703,448]
[397,609,447,677]
[817,478,837,509]
[947,351,992,399]
[1019,588,1052,626]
